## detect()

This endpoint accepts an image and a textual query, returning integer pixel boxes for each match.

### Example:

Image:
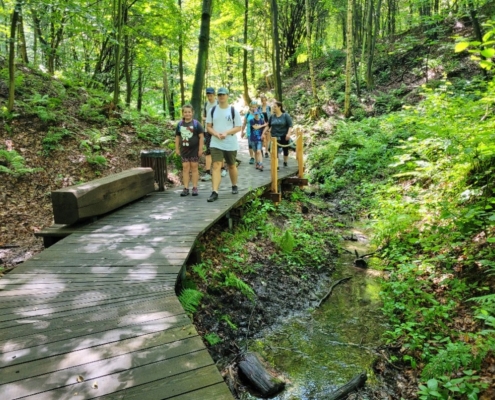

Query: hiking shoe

[221,168,227,177]
[232,185,238,194]
[207,191,218,202]
[249,158,255,164]
[180,188,189,197]
[265,152,269,158]
[284,162,288,167]
[201,173,211,181]
[192,187,198,196]
[255,163,260,170]
[259,164,264,171]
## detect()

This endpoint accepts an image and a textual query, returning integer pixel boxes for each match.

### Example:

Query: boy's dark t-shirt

[175,120,204,158]
[269,113,293,138]
[249,117,264,142]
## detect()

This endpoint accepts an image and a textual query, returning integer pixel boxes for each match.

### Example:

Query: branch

[315,276,352,308]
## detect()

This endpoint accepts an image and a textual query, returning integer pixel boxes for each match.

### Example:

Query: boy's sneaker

[255,163,260,170]
[284,162,288,167]
[207,191,218,202]
[192,187,198,196]
[249,158,255,164]
[180,188,189,197]
[201,173,211,181]
[221,168,227,177]
[232,185,238,194]
[259,164,264,171]
[265,152,269,158]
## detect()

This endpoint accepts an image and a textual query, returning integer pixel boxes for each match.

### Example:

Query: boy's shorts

[210,147,237,166]
[250,141,262,151]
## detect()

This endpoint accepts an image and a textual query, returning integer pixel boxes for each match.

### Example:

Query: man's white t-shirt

[206,105,242,151]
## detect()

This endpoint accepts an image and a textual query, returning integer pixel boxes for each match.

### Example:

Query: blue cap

[217,87,229,95]
[254,110,261,115]
[206,87,215,94]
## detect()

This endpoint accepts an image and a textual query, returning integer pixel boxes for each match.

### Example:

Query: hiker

[241,101,263,164]
[250,110,265,171]
[260,94,272,158]
[262,100,293,168]
[202,87,227,181]
[205,87,242,202]
[201,87,216,181]
[175,104,204,196]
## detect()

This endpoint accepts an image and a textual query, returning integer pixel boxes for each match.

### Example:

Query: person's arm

[241,117,247,138]
[175,134,180,156]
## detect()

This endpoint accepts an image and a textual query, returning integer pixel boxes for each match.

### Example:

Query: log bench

[35,168,155,247]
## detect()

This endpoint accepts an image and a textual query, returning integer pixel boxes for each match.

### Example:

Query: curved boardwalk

[0,140,300,399]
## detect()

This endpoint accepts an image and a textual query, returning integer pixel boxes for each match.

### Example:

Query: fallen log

[238,352,285,398]
[327,372,367,400]
[316,276,352,308]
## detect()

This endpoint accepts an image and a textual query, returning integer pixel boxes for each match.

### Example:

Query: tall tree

[242,0,251,105]
[8,0,21,112]
[344,0,353,118]
[178,0,185,106]
[270,0,283,101]
[190,0,213,120]
[305,0,318,101]
[112,0,123,107]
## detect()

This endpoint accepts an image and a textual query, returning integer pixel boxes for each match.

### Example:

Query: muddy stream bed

[239,231,389,399]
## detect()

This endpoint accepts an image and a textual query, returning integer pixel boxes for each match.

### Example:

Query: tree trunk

[178,0,185,106]
[366,0,382,89]
[124,6,132,107]
[344,0,353,118]
[190,0,213,120]
[305,0,318,101]
[8,1,21,112]
[270,0,283,101]
[162,49,173,117]
[169,55,176,118]
[242,0,251,105]
[137,68,143,111]
[113,0,123,107]
[17,14,28,64]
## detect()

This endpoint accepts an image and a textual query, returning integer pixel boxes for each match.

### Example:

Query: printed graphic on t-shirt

[180,126,193,146]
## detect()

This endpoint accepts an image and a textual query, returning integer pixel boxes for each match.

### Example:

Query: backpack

[178,119,199,130]
[204,100,218,117]
[210,105,236,128]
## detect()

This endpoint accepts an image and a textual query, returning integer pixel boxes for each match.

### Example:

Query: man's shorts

[210,147,237,166]
[250,141,262,151]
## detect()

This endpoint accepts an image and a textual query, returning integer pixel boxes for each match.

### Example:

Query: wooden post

[296,128,304,178]
[270,137,278,193]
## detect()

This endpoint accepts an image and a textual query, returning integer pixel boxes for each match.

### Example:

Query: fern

[204,333,222,346]
[223,272,255,300]
[276,230,296,253]
[220,314,238,330]
[178,288,203,314]
[0,149,41,176]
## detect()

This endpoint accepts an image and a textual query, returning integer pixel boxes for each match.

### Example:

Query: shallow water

[241,233,388,399]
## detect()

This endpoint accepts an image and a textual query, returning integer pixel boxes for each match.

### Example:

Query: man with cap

[201,87,218,181]
[205,87,242,202]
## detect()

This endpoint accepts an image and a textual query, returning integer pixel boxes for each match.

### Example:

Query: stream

[241,229,389,399]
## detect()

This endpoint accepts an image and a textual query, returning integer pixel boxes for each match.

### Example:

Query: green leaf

[427,378,439,390]
[480,48,495,58]
[487,238,495,243]
[455,42,470,52]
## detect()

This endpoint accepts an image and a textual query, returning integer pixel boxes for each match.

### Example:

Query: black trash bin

[140,150,167,191]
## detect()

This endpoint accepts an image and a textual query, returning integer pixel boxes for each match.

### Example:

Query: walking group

[174,87,293,202]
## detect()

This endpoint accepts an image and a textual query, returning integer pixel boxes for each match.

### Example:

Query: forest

[1,0,495,399]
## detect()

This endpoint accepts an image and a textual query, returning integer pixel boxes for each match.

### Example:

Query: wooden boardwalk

[0,140,299,399]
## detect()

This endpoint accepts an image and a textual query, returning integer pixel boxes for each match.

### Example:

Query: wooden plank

[0,336,207,399]
[0,297,187,353]
[0,292,176,330]
[10,265,182,274]
[0,295,180,338]
[0,314,193,368]
[97,367,232,400]
[17,350,215,400]
[0,325,198,385]
[51,168,155,224]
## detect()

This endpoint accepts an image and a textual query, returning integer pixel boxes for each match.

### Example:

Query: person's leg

[182,162,190,188]
[205,154,212,172]
[224,151,238,188]
[210,148,223,193]
[191,161,199,188]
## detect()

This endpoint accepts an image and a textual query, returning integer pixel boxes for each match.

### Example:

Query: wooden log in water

[238,352,285,397]
[327,372,367,400]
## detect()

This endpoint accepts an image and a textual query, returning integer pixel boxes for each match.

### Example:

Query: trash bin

[140,150,167,191]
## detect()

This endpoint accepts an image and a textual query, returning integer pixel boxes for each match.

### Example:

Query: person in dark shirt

[249,111,265,170]
[262,100,293,168]
[175,104,204,196]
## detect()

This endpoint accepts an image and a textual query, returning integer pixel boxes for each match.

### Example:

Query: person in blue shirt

[249,110,265,171]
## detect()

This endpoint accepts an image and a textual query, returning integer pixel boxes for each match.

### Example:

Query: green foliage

[0,149,41,176]
[135,123,164,145]
[42,127,73,154]
[79,128,116,153]
[178,288,203,314]
[418,372,488,400]
[220,314,238,330]
[275,230,296,253]
[204,332,222,346]
[223,272,255,301]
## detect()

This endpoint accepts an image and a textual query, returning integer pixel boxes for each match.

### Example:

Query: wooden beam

[283,177,308,186]
[51,168,154,225]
